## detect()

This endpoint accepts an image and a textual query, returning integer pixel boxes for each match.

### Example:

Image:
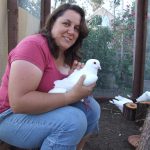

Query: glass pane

[143,0,150,91]
[18,0,41,42]
[51,0,136,98]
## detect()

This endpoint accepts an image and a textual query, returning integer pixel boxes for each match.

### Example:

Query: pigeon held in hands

[48,59,101,96]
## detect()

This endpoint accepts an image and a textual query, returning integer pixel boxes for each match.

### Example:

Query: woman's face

[51,10,81,51]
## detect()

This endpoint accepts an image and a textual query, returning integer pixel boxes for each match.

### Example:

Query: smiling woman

[51,10,80,51]
[0,3,100,150]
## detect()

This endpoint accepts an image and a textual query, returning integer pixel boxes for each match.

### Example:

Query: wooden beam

[40,0,51,28]
[7,0,18,52]
[132,0,147,100]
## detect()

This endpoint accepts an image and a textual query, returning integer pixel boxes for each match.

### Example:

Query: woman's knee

[43,107,88,146]
[61,107,87,136]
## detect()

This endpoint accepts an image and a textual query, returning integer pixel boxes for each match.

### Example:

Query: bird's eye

[94,62,96,64]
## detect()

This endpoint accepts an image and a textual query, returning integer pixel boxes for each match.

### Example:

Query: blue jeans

[0,96,100,150]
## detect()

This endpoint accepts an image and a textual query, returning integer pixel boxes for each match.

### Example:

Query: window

[18,0,41,41]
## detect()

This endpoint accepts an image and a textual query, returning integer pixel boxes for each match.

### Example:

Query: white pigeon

[109,95,133,112]
[136,91,150,102]
[114,95,133,104]
[49,59,101,94]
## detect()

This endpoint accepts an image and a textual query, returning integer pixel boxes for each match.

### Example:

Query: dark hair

[39,3,89,66]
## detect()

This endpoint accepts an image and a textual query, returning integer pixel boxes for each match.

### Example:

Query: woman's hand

[69,60,84,74]
[65,75,96,103]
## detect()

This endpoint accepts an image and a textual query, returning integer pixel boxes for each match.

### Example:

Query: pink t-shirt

[0,34,67,113]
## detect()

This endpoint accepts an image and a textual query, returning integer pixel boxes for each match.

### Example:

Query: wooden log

[135,102,150,127]
[136,107,150,150]
[123,103,137,121]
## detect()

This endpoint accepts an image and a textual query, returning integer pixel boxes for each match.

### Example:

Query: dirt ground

[83,101,140,150]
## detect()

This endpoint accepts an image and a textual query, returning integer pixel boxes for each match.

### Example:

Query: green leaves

[81,1,135,91]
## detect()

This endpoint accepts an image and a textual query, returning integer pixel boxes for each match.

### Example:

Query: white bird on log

[136,91,150,102]
[109,95,133,112]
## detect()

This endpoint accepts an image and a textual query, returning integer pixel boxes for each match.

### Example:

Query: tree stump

[136,107,150,150]
[135,102,150,127]
[123,102,137,121]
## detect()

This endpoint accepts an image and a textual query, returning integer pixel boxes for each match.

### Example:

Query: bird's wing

[83,74,98,86]
[115,95,133,103]
[48,88,67,93]
[67,69,84,80]
[53,77,76,91]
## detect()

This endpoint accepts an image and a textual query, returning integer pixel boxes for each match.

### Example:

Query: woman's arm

[9,60,95,114]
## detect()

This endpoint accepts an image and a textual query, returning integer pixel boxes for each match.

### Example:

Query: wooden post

[40,0,51,28]
[132,0,147,101]
[7,0,18,52]
[135,102,149,126]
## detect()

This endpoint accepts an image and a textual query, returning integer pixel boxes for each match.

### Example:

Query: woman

[0,3,100,150]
